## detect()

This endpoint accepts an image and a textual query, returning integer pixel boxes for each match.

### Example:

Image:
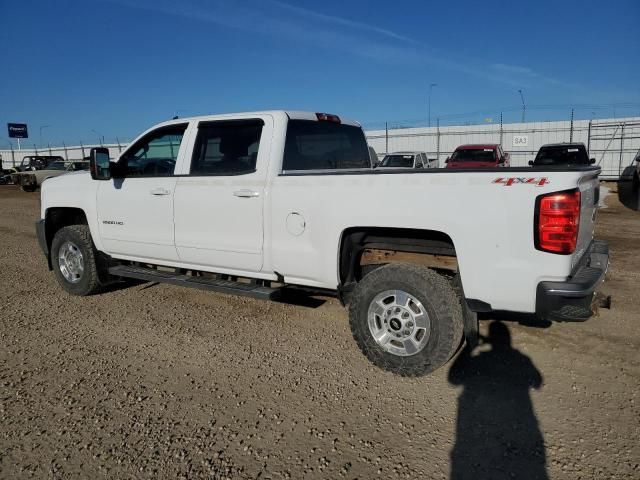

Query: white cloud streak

[108,0,584,91]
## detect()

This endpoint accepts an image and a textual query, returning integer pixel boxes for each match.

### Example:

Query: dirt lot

[0,184,638,479]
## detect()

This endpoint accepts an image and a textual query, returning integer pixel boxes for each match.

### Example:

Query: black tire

[21,185,37,192]
[349,263,464,376]
[51,225,103,296]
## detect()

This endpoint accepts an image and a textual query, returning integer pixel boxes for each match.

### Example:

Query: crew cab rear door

[173,116,273,273]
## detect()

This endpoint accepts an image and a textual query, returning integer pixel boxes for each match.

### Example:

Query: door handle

[150,187,171,196]
[233,189,260,198]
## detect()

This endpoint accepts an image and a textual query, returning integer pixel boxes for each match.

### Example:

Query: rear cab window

[282,120,371,172]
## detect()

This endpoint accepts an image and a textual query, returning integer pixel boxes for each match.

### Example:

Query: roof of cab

[454,144,500,150]
[154,110,361,128]
[540,142,586,148]
[387,151,426,155]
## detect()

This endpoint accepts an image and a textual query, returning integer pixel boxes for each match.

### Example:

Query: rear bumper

[536,240,609,321]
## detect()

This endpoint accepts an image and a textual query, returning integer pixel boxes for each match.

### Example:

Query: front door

[97,124,188,262]
[174,118,270,273]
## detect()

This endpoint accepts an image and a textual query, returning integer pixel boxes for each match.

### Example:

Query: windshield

[534,145,589,165]
[47,162,67,170]
[380,154,414,168]
[450,148,496,162]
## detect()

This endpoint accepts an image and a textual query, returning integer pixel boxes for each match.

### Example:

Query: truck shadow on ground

[98,280,327,308]
[448,321,548,480]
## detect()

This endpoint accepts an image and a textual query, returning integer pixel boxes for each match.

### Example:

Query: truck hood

[45,170,91,183]
[446,161,498,169]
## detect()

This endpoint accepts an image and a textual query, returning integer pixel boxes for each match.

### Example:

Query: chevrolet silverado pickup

[36,111,609,376]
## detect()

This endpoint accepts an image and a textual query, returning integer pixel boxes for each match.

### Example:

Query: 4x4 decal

[493,177,550,187]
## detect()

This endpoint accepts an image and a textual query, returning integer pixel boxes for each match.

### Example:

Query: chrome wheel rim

[367,290,431,357]
[58,241,84,284]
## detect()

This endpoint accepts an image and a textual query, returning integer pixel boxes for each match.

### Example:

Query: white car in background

[378,151,438,169]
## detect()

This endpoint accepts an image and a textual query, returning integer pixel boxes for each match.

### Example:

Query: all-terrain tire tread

[349,263,463,377]
[51,225,102,296]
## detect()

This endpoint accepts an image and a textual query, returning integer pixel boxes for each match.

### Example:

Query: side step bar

[108,264,280,300]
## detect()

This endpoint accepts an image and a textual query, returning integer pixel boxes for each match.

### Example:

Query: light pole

[91,129,104,145]
[518,89,526,123]
[428,83,437,128]
[39,125,51,147]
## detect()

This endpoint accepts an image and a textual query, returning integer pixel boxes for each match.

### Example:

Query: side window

[190,120,263,176]
[118,124,187,177]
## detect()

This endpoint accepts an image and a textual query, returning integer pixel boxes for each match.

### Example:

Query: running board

[108,265,280,300]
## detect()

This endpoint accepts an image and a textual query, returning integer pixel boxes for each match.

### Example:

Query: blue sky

[1,0,638,147]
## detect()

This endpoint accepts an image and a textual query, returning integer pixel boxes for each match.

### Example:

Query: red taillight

[535,190,581,254]
[316,112,341,123]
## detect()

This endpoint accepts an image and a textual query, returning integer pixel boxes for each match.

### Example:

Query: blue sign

[8,123,28,139]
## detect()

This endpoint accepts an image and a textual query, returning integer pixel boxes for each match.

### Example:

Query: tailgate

[572,171,600,270]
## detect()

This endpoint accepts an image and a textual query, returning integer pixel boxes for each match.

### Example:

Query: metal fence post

[499,112,503,146]
[80,142,85,158]
[48,144,52,156]
[385,122,388,154]
[63,142,68,161]
[116,136,122,153]
[436,118,440,163]
[618,123,625,177]
[587,120,592,154]
[569,108,574,142]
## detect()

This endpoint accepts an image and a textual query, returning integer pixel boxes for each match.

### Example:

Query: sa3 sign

[512,135,528,147]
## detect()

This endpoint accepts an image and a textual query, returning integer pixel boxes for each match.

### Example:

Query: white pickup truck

[37,110,609,376]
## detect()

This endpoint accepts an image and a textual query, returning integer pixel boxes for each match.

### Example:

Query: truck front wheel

[349,264,463,376]
[51,225,102,296]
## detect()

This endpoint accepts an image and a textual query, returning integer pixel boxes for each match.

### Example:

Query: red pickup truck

[445,144,510,168]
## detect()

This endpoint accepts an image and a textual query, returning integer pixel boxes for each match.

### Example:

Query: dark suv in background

[618,150,640,211]
[529,143,595,167]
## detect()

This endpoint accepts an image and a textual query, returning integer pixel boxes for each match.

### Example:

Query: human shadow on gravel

[479,311,552,329]
[448,321,547,480]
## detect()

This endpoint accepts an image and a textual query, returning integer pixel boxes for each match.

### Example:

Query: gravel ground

[0,183,638,479]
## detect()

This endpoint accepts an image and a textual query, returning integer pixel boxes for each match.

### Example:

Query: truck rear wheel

[21,185,37,192]
[51,225,102,296]
[349,264,463,376]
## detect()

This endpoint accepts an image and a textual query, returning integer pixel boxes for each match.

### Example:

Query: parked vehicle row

[378,142,597,170]
[1,156,90,190]
[12,160,89,192]
[36,110,608,377]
